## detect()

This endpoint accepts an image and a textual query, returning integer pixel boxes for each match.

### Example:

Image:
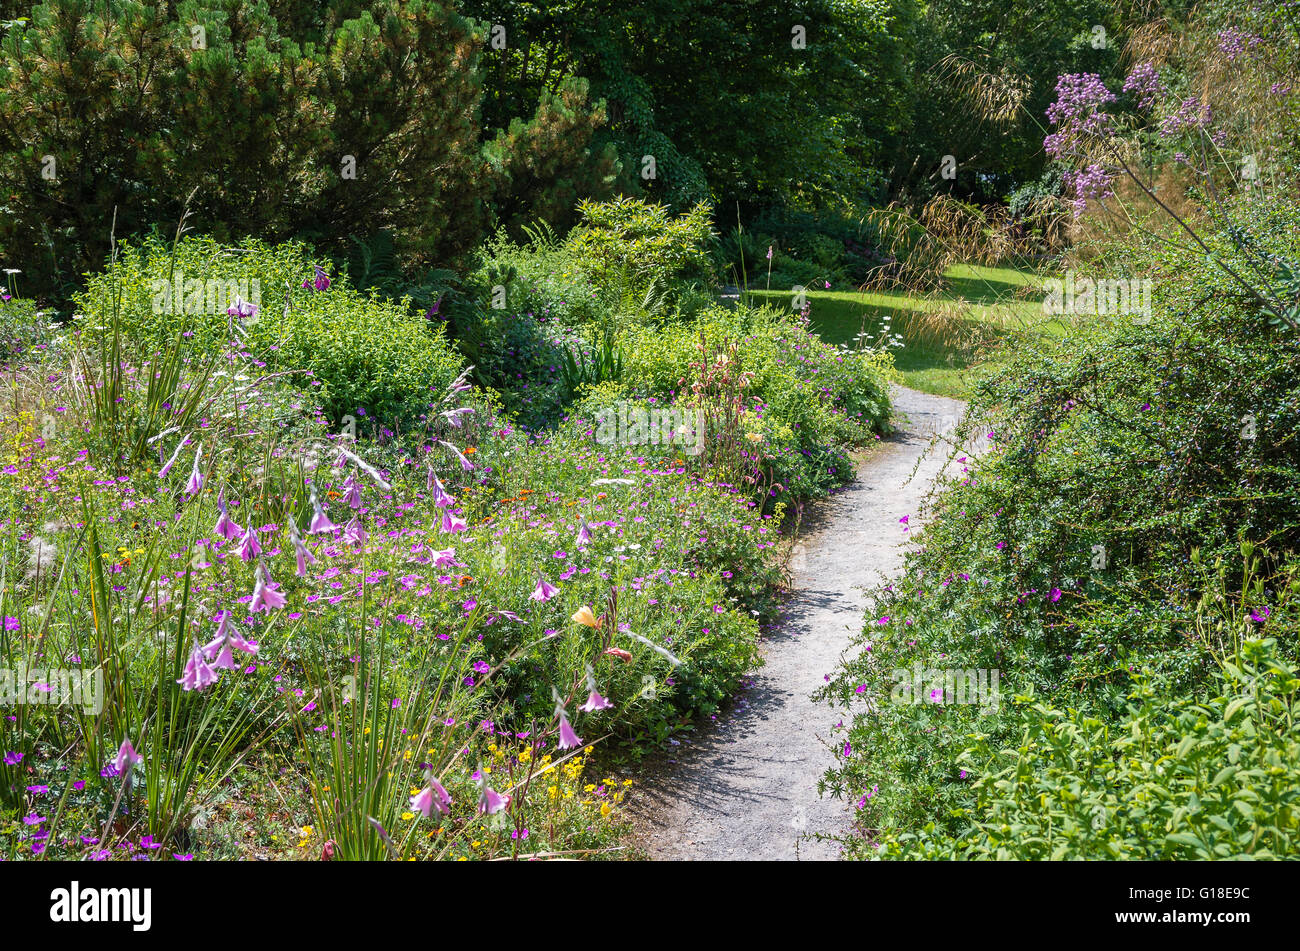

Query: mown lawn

[749,263,1062,398]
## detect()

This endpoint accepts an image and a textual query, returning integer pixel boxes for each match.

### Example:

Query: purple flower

[304,265,330,292]
[1122,62,1164,110]
[427,468,455,508]
[440,509,468,534]
[1217,28,1260,63]
[4,751,22,765]
[575,520,592,548]
[183,443,205,497]
[114,738,142,774]
[202,611,258,670]
[342,516,367,547]
[557,709,582,750]
[250,562,287,613]
[213,491,243,540]
[441,407,474,429]
[158,436,189,479]
[579,690,613,713]
[177,641,220,692]
[289,521,316,577]
[342,477,362,510]
[1066,164,1115,218]
[411,773,452,817]
[236,525,261,562]
[1048,587,1062,603]
[1159,96,1211,138]
[226,296,258,320]
[1044,73,1116,157]
[309,489,337,535]
[478,782,511,815]
[529,574,559,602]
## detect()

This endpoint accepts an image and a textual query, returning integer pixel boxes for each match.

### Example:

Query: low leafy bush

[567,197,716,292]
[885,637,1300,860]
[613,305,893,504]
[76,236,465,427]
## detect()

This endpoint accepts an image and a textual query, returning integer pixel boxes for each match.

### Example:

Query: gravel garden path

[631,385,970,860]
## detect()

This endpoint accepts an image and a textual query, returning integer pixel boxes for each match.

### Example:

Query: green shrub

[613,305,893,503]
[885,638,1300,860]
[567,197,716,292]
[77,235,466,426]
[0,296,50,358]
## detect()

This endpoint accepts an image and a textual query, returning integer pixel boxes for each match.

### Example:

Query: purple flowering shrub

[1045,6,1299,225]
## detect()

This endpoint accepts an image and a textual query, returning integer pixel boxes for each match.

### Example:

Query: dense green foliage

[0,0,615,299]
[2,0,1166,303]
[888,637,1300,859]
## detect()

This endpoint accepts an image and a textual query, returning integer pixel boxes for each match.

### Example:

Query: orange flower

[463,446,477,455]
[571,605,600,629]
[458,575,473,587]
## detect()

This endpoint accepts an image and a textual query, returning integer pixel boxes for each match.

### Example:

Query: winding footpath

[632,385,969,860]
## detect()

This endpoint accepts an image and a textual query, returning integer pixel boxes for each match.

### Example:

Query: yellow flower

[401,812,415,821]
[571,605,599,628]
[600,802,613,817]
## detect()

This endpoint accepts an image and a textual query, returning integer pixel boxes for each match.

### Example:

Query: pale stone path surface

[631,385,969,860]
